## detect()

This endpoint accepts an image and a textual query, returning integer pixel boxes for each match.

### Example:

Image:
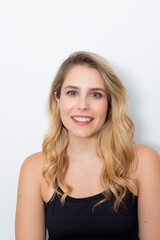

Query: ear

[54,92,60,106]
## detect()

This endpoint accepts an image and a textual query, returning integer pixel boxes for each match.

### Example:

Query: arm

[136,145,160,240]
[15,153,46,240]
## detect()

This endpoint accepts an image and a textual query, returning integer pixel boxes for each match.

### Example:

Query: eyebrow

[64,85,106,93]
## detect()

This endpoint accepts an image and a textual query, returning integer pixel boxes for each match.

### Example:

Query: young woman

[15,51,160,240]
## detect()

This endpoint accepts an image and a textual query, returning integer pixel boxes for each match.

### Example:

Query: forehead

[62,65,105,89]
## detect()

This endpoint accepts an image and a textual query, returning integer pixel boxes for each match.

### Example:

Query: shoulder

[16,152,46,239]
[134,144,160,170]
[134,143,160,189]
[22,152,45,169]
[20,152,45,185]
[135,143,159,157]
[20,152,53,203]
[133,144,160,238]
[17,152,47,205]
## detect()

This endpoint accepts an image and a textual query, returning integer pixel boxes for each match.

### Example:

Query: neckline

[57,186,138,201]
[58,185,106,202]
[44,186,138,206]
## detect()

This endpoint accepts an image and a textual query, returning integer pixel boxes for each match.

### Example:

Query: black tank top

[44,186,139,240]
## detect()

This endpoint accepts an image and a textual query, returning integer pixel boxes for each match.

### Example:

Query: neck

[67,135,99,163]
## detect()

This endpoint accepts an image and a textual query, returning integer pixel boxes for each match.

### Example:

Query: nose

[77,96,90,110]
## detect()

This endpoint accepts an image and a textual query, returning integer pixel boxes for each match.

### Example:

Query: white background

[0,0,160,239]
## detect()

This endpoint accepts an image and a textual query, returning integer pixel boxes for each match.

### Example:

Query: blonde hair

[42,51,135,211]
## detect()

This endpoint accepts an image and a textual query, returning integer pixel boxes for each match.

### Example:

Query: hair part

[42,51,136,211]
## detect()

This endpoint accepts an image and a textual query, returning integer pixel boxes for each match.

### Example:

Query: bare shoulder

[21,152,55,203]
[22,151,45,168]
[133,143,160,192]
[135,143,159,157]
[17,152,46,201]
[133,144,160,238]
[20,152,45,181]
[134,144,160,173]
[16,152,46,239]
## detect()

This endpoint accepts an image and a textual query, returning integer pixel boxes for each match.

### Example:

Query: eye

[67,90,78,96]
[91,92,102,98]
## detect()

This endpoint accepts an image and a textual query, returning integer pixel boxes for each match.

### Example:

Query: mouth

[71,116,94,125]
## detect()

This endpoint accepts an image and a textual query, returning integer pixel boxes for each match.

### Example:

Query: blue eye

[91,92,102,98]
[66,91,102,98]
[67,91,77,96]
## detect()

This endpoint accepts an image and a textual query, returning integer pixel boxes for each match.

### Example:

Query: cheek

[97,102,108,118]
[59,99,74,115]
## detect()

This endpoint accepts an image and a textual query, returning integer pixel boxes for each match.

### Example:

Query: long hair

[42,51,136,211]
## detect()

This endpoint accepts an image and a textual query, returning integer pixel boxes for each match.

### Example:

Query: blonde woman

[15,51,160,240]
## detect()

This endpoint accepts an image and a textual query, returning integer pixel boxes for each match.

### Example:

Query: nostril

[77,105,90,110]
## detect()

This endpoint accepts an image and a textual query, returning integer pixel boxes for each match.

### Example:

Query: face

[55,65,108,140]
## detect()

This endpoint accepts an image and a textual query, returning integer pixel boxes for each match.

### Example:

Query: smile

[72,117,93,122]
[71,116,94,126]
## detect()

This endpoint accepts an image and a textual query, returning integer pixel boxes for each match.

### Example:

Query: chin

[69,130,98,139]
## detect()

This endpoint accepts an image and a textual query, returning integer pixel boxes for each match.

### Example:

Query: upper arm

[136,145,160,240]
[15,153,46,240]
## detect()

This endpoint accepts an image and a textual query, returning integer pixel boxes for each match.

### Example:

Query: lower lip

[72,118,93,126]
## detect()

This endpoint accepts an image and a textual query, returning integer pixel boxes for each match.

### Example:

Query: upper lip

[71,115,94,119]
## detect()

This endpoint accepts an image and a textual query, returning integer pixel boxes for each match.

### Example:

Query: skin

[15,65,160,240]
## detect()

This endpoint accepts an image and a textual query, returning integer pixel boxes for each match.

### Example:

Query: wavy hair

[42,51,136,211]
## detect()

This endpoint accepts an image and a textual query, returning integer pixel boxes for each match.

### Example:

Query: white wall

[0,0,159,239]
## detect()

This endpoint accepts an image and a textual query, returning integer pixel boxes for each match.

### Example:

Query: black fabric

[44,186,139,240]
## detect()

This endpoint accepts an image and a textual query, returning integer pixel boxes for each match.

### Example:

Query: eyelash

[66,91,102,98]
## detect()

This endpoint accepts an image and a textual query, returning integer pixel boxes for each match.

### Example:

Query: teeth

[73,117,92,122]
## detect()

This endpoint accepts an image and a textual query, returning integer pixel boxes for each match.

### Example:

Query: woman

[15,51,160,240]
